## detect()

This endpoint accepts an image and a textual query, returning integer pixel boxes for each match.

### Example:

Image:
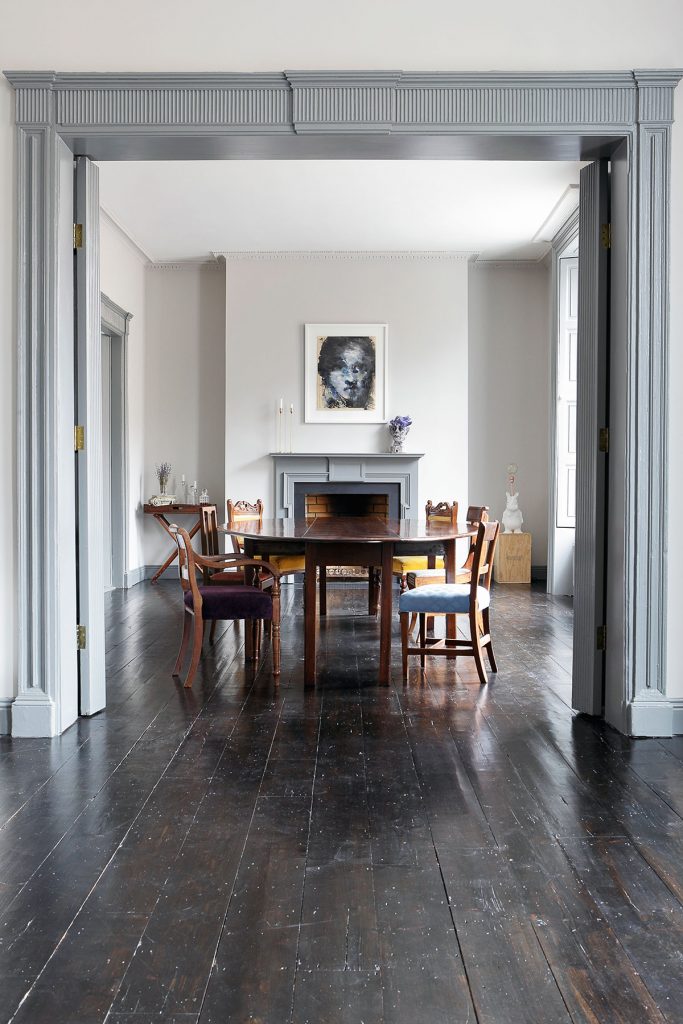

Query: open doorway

[8,70,675,737]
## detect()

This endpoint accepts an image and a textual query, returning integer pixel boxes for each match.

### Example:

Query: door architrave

[4,67,680,735]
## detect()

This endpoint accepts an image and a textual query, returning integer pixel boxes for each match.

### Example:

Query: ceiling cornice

[215,250,476,262]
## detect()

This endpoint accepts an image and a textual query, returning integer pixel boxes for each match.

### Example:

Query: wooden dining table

[221,516,476,687]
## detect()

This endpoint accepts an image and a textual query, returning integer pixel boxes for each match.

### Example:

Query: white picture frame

[304,322,389,424]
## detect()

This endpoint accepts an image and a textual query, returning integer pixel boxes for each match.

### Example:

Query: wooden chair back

[425,500,458,525]
[466,505,489,525]
[469,520,500,598]
[169,523,203,611]
[423,501,458,569]
[226,498,264,553]
[200,505,220,556]
[460,505,489,573]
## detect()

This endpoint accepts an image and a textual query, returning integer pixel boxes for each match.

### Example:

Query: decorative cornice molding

[551,207,580,254]
[148,257,223,270]
[4,69,681,134]
[215,250,476,262]
[100,206,152,264]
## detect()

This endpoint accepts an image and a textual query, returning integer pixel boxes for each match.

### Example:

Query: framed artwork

[304,323,388,424]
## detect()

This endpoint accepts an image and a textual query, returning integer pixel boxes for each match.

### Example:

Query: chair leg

[400,612,409,680]
[255,619,262,659]
[470,608,488,686]
[245,618,253,661]
[209,620,217,644]
[408,612,418,636]
[173,610,192,677]
[185,615,204,688]
[272,616,281,677]
[483,607,497,672]
[419,614,426,669]
[319,569,327,616]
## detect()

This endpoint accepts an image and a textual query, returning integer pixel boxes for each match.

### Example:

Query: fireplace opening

[305,493,388,518]
[293,481,401,519]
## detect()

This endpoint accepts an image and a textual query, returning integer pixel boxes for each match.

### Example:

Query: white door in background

[101,332,114,591]
[553,255,578,593]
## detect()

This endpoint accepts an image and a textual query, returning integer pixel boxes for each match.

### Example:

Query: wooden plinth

[495,532,532,584]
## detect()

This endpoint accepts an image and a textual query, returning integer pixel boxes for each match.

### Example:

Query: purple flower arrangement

[389,415,412,431]
[388,415,412,453]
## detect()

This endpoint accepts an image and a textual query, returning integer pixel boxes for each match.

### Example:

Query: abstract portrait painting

[304,323,388,423]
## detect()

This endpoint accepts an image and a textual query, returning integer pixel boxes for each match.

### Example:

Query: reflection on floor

[1,581,682,1024]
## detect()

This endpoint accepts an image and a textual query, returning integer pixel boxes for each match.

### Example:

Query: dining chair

[399,519,500,685]
[404,504,491,638]
[405,504,490,598]
[169,523,281,688]
[392,500,458,593]
[226,498,306,576]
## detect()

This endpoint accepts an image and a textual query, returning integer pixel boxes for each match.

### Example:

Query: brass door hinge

[599,427,609,453]
[74,425,85,451]
[73,223,83,249]
[597,625,607,651]
[600,223,611,250]
[77,624,86,650]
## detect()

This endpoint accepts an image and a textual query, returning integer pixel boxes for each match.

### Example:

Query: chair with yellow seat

[226,498,306,577]
[392,500,458,593]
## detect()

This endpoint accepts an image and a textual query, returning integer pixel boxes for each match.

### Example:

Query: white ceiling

[98,159,581,262]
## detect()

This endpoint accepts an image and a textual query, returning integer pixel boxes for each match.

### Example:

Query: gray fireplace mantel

[271,452,424,519]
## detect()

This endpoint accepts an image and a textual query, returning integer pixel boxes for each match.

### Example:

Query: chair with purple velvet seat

[169,523,281,688]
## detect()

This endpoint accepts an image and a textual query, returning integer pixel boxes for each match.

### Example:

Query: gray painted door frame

[3,68,681,736]
[101,294,133,593]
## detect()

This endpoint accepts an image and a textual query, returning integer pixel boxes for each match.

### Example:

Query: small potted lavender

[388,415,412,454]
[155,461,172,496]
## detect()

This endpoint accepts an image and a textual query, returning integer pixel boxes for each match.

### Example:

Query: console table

[143,503,203,583]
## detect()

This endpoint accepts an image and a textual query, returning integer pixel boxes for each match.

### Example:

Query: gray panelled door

[572,160,610,716]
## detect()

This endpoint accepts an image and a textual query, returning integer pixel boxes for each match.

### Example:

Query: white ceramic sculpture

[502,492,524,533]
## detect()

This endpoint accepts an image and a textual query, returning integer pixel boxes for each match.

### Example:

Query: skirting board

[0,698,14,735]
[124,565,147,588]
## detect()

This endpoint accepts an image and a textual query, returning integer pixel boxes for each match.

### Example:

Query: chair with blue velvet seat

[170,523,281,688]
[399,519,500,685]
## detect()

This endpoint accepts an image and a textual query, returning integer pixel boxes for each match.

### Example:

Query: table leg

[150,515,201,583]
[379,542,393,685]
[444,538,457,652]
[304,545,317,688]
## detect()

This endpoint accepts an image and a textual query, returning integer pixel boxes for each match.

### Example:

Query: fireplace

[271,453,424,521]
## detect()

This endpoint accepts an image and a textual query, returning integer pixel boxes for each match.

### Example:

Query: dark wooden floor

[2,582,683,1023]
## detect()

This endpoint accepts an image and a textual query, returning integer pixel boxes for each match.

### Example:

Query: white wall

[100,215,148,576]
[468,263,551,566]
[225,256,468,513]
[144,266,226,566]
[0,0,682,703]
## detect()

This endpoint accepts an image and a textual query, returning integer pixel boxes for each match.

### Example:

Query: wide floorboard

[1,581,683,1023]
